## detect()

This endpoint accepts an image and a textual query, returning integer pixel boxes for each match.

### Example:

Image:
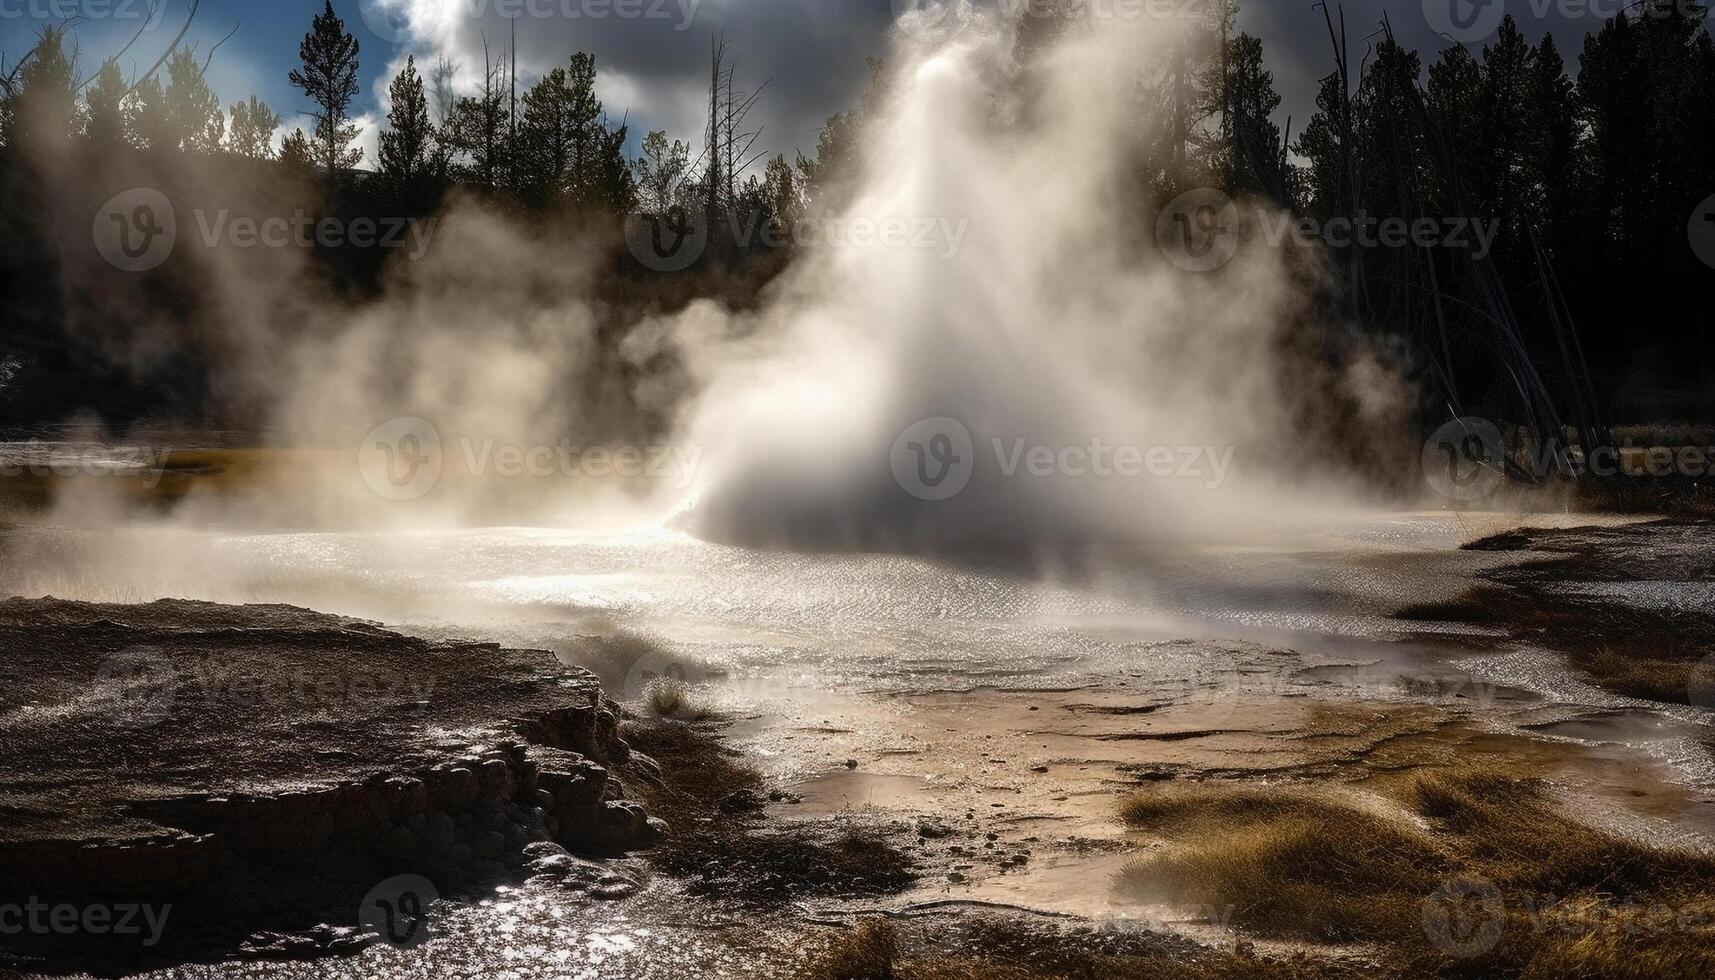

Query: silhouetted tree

[12,27,76,153]
[165,48,224,155]
[227,95,280,160]
[83,59,127,147]
[126,74,172,151]
[289,0,362,186]
[378,55,433,207]
[633,129,691,213]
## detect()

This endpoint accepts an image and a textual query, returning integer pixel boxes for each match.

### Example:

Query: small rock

[523,840,570,861]
[717,789,767,814]
[843,759,858,770]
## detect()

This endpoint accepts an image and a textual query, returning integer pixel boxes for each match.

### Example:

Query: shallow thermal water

[5,510,1713,978]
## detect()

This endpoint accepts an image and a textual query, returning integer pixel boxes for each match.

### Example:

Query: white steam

[675,15,1407,556]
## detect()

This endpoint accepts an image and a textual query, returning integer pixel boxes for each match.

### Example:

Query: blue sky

[4,1,1692,171]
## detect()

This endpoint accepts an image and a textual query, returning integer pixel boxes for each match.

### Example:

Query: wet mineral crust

[0,597,663,973]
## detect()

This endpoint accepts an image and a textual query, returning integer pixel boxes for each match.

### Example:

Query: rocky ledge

[0,597,664,974]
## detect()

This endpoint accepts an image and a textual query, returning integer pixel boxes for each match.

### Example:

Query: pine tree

[166,48,225,154]
[1293,72,1349,221]
[1424,43,1480,217]
[279,126,316,177]
[12,27,76,152]
[448,41,508,190]
[126,74,173,151]
[84,59,128,146]
[516,67,572,204]
[227,96,280,160]
[633,129,690,214]
[564,53,601,203]
[1474,16,1534,264]
[289,0,362,185]
[1524,34,1577,253]
[378,55,432,206]
[1224,32,1290,204]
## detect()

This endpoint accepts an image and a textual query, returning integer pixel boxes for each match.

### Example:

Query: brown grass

[1114,770,1715,977]
[1119,785,1439,943]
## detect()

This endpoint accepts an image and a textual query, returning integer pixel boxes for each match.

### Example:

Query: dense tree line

[0,1,1711,431]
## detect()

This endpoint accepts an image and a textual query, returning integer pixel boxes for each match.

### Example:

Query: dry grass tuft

[1119,784,1438,943]
[1115,769,1715,977]
[644,677,698,718]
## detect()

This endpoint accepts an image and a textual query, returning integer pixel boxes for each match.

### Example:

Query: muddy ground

[2,516,1713,978]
